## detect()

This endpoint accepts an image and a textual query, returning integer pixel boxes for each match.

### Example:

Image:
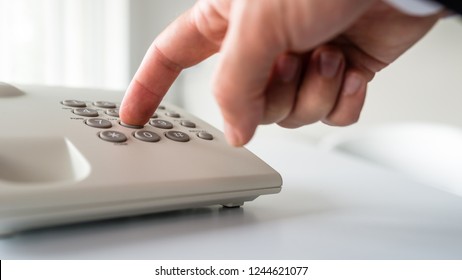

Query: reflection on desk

[1,128,462,259]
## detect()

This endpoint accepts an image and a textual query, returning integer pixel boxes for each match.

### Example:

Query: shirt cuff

[383,0,445,16]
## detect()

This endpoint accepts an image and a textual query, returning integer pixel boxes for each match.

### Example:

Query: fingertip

[224,122,242,147]
[341,71,366,96]
[323,70,368,126]
[223,123,244,147]
[223,122,257,147]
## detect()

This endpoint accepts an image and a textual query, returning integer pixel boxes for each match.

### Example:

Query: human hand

[120,0,442,146]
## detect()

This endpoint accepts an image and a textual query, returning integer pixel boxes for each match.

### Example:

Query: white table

[1,128,461,259]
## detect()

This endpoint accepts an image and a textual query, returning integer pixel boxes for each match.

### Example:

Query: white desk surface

[1,128,462,259]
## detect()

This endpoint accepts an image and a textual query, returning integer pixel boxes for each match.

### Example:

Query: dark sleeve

[435,0,462,14]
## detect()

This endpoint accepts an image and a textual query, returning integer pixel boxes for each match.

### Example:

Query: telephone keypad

[62,100,214,144]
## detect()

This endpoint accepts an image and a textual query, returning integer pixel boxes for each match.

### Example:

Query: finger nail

[318,51,342,78]
[342,73,365,96]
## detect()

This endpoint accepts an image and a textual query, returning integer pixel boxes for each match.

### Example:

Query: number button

[165,131,190,142]
[85,118,112,128]
[197,131,213,140]
[105,109,119,117]
[120,121,144,129]
[134,130,161,142]
[180,120,196,128]
[93,101,116,108]
[165,111,180,118]
[62,100,86,108]
[73,108,99,117]
[150,119,173,129]
[99,130,127,143]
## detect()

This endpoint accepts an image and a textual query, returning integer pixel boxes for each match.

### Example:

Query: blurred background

[1,0,462,137]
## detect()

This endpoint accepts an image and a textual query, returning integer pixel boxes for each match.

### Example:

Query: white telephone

[0,82,282,236]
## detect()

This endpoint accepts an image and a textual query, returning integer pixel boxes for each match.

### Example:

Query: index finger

[120,5,222,125]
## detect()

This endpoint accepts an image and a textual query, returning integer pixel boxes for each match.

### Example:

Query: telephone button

[150,119,173,129]
[180,120,196,128]
[99,130,127,143]
[165,111,180,118]
[85,118,112,129]
[197,131,213,140]
[105,109,119,117]
[165,131,190,142]
[134,130,161,142]
[73,108,99,117]
[62,100,86,108]
[93,101,116,108]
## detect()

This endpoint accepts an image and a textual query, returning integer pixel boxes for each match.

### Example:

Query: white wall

[0,0,130,90]
[0,0,194,92]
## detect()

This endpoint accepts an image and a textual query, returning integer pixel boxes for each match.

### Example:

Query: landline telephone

[0,82,282,236]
